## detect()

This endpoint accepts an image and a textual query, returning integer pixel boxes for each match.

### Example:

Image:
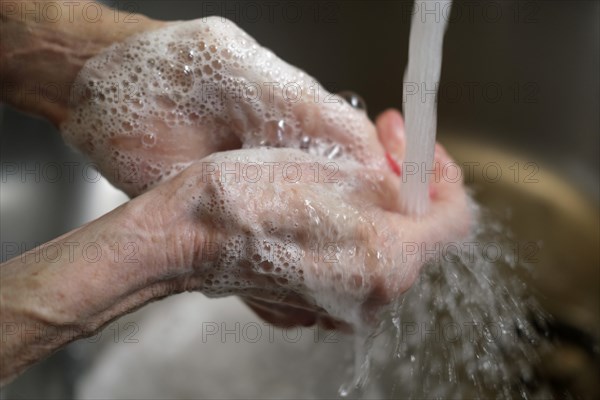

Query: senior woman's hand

[0,112,471,384]
[2,3,388,199]
[0,1,474,384]
[61,17,388,197]
[109,132,470,331]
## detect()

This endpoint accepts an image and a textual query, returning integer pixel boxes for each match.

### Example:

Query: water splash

[337,91,367,113]
[337,204,557,398]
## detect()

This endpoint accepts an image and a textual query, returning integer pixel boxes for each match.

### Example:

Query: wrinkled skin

[128,131,470,329]
[62,18,388,197]
[0,7,472,386]
[60,19,471,328]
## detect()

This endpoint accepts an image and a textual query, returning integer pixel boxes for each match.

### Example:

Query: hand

[0,111,469,383]
[1,3,472,383]
[56,14,468,328]
[131,124,470,328]
[61,17,387,197]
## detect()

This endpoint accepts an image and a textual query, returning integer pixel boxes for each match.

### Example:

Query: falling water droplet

[337,91,367,112]
[300,135,311,151]
[274,120,286,144]
[265,119,289,146]
[338,387,349,397]
[325,144,342,159]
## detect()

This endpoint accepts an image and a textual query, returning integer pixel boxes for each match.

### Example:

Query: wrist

[0,198,165,327]
[0,190,189,385]
[0,0,165,125]
[59,198,176,327]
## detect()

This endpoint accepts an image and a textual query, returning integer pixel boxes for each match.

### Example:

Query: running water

[336,206,557,399]
[338,1,559,397]
[400,0,452,216]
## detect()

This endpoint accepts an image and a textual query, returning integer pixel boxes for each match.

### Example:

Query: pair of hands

[56,17,471,328]
[57,17,471,329]
[0,5,472,385]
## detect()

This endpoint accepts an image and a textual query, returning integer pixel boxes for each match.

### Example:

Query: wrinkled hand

[59,16,471,329]
[131,118,470,328]
[62,17,386,197]
[0,5,472,383]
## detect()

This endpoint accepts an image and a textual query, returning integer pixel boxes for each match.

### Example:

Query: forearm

[0,0,164,125]
[0,197,179,385]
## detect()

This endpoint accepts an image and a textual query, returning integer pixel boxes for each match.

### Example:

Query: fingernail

[386,152,402,176]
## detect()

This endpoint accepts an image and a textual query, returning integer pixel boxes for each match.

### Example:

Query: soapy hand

[1,4,472,384]
[131,114,471,328]
[62,17,387,197]
[60,17,471,328]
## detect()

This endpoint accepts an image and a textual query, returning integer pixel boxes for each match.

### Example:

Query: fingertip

[376,108,404,126]
[376,109,404,135]
[376,108,405,157]
[434,142,450,161]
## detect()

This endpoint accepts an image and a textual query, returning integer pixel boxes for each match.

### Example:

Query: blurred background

[1,0,598,398]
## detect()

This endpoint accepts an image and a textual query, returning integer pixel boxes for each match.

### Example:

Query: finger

[425,143,473,237]
[429,142,460,201]
[375,109,406,172]
[244,298,351,332]
[243,298,318,328]
[290,101,387,168]
[316,314,353,333]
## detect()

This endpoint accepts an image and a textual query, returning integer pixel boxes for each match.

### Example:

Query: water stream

[400,0,452,216]
[339,2,557,397]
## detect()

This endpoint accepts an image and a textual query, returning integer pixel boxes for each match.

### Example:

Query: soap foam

[172,147,387,328]
[62,17,379,197]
